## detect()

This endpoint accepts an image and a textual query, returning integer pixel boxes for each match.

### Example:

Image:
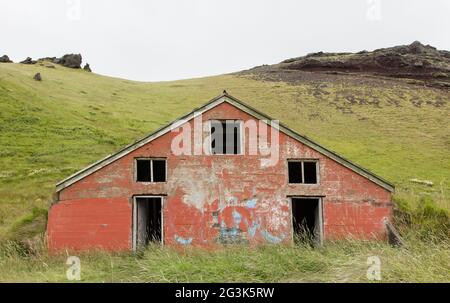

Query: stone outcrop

[243,41,450,89]
[0,55,13,63]
[279,41,450,87]
[54,54,82,68]
[83,63,92,72]
[33,73,42,81]
[20,57,37,65]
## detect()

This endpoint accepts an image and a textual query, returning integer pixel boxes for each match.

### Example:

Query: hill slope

[0,45,449,240]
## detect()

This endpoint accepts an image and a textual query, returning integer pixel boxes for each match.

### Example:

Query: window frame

[287,159,320,185]
[208,119,244,155]
[134,157,167,183]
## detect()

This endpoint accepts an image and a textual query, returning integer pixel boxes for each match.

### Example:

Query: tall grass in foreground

[0,234,448,282]
[0,193,448,283]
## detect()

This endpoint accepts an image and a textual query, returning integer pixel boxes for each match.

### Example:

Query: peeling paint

[169,165,219,210]
[48,101,393,252]
[245,198,257,209]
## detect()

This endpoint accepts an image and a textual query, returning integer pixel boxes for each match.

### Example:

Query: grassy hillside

[0,61,449,240]
[0,60,449,282]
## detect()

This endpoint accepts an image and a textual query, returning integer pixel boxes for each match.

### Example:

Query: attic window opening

[136,159,166,182]
[210,120,242,155]
[288,160,318,184]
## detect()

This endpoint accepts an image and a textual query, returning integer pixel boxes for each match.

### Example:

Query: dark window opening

[152,160,166,182]
[291,198,320,245]
[288,161,303,183]
[136,159,166,182]
[303,162,317,184]
[136,159,151,182]
[288,160,318,184]
[232,124,239,154]
[211,120,241,155]
[135,197,162,248]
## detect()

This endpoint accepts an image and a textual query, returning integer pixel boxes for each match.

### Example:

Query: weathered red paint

[48,197,131,251]
[47,101,393,251]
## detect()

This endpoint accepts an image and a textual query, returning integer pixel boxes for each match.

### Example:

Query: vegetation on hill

[0,42,448,281]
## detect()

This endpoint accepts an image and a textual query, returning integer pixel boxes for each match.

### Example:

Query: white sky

[2,0,449,81]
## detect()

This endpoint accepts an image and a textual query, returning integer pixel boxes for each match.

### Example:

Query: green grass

[1,62,449,240]
[0,236,448,282]
[0,62,449,282]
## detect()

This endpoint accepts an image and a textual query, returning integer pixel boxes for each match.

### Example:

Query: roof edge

[56,92,395,193]
[55,93,227,191]
[224,94,395,192]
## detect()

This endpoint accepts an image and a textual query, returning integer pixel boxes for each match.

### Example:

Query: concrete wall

[47,102,392,251]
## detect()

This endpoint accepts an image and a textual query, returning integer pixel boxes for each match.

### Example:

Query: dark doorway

[291,198,322,245]
[134,197,162,249]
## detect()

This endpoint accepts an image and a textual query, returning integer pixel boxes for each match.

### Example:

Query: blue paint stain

[232,209,242,225]
[175,235,193,245]
[261,230,285,244]
[219,221,241,241]
[245,198,258,209]
[219,221,228,237]
[248,222,260,238]
[229,227,239,237]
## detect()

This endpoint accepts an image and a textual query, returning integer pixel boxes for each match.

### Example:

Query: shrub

[394,195,449,242]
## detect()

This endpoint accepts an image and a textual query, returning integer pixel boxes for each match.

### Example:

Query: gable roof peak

[55,93,395,193]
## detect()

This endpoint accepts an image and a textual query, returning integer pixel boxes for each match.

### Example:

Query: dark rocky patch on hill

[240,41,450,89]
[20,57,37,65]
[0,55,13,63]
[83,63,92,72]
[1,54,86,69]
[55,54,82,68]
[39,54,83,69]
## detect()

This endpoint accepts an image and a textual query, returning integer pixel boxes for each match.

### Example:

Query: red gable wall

[47,102,392,251]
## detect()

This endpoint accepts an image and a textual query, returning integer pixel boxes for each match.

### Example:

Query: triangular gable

[56,92,395,192]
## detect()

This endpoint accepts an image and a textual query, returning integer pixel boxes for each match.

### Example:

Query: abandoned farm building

[47,92,394,251]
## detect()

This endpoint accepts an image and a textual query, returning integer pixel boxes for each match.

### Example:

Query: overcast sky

[2,0,449,81]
